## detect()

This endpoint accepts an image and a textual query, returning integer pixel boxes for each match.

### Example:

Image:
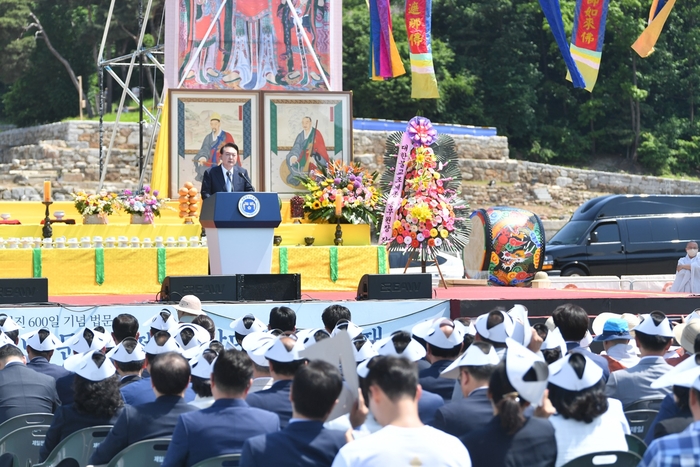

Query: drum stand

[402,249,448,290]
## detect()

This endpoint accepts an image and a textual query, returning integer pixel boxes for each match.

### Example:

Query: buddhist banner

[368,0,406,80]
[567,0,611,92]
[632,0,677,58]
[405,0,440,99]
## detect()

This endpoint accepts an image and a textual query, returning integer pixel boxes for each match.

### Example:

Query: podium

[200,192,282,275]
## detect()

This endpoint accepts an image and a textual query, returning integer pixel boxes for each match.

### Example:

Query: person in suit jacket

[0,344,59,424]
[89,352,197,466]
[431,342,500,437]
[242,360,346,467]
[39,351,124,462]
[246,336,306,428]
[605,311,674,408]
[162,349,280,467]
[200,143,254,199]
[415,319,465,402]
[24,329,72,382]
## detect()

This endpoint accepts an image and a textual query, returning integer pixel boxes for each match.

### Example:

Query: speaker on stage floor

[160,275,238,302]
[357,274,433,300]
[0,278,49,304]
[237,274,301,302]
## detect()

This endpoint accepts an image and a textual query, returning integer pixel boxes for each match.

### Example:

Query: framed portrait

[263,91,352,196]
[168,89,261,197]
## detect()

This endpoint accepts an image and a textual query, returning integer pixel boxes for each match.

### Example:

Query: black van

[543,195,700,276]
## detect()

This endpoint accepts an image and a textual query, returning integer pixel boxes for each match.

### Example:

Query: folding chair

[191,454,241,467]
[624,409,658,439]
[105,438,171,467]
[0,424,50,467]
[0,414,53,441]
[34,425,113,467]
[624,398,664,412]
[561,451,642,467]
[625,434,647,458]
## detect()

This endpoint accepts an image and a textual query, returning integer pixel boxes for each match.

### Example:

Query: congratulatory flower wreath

[378,116,471,256]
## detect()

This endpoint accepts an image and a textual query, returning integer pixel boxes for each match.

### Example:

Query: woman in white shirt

[547,352,630,467]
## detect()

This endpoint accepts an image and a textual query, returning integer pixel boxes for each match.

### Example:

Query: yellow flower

[312,201,321,209]
[393,220,402,229]
[322,200,329,207]
[410,204,433,223]
[440,229,449,238]
[430,228,438,237]
[415,153,425,164]
[314,190,323,198]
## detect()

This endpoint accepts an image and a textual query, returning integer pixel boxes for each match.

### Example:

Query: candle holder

[334,219,343,246]
[42,201,53,239]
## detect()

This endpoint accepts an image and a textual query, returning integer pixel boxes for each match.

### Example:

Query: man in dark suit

[241,360,346,467]
[415,319,464,401]
[163,349,280,467]
[24,329,72,382]
[246,336,306,428]
[431,341,500,437]
[89,352,197,465]
[108,337,146,388]
[200,143,254,199]
[0,344,59,424]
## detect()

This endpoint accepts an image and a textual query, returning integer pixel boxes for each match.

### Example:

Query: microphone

[238,171,255,191]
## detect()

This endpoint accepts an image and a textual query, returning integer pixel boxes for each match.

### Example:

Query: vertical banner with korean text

[405,0,439,99]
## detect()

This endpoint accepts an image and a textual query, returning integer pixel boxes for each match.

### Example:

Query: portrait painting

[168,89,260,197]
[164,0,342,92]
[263,91,352,196]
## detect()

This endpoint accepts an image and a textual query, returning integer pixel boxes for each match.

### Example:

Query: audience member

[242,360,345,467]
[605,311,673,407]
[652,385,693,440]
[111,313,139,345]
[269,306,297,333]
[39,351,124,462]
[547,353,629,466]
[163,349,279,467]
[231,314,267,347]
[0,344,59,424]
[57,327,110,406]
[120,331,195,405]
[24,329,71,381]
[639,373,700,466]
[551,304,610,381]
[331,320,364,339]
[108,337,146,387]
[321,305,351,334]
[0,315,20,345]
[241,332,275,393]
[592,317,639,372]
[89,352,197,465]
[246,336,306,427]
[414,319,464,401]
[191,314,216,340]
[431,342,499,437]
[174,295,206,323]
[460,340,556,467]
[473,309,515,358]
[146,309,179,336]
[668,317,700,366]
[332,356,470,467]
[536,325,566,365]
[189,349,217,409]
[173,323,211,358]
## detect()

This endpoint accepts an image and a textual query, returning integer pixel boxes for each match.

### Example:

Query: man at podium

[201,143,255,199]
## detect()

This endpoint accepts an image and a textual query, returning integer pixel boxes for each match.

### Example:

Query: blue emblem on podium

[238,194,260,218]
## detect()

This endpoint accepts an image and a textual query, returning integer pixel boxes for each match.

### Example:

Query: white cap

[24,329,62,351]
[230,314,267,336]
[579,330,593,349]
[455,319,476,337]
[173,295,205,317]
[422,319,464,350]
[633,311,674,338]
[441,343,500,379]
[144,334,182,355]
[264,336,305,363]
[190,349,217,379]
[0,333,14,347]
[505,338,549,405]
[298,328,331,347]
[65,327,109,354]
[106,338,146,363]
[540,327,567,358]
[508,305,532,348]
[331,320,364,339]
[0,315,21,333]
[352,336,378,363]
[673,312,700,353]
[652,354,700,389]
[548,353,603,391]
[146,309,179,332]
[242,332,276,367]
[174,323,211,358]
[474,310,515,344]
[412,318,439,340]
[375,331,426,362]
[70,350,117,382]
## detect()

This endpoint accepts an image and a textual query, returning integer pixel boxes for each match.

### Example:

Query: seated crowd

[0,298,699,467]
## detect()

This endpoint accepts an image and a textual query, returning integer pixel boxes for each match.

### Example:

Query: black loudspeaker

[357,274,433,300]
[237,274,301,302]
[160,275,238,301]
[0,278,49,304]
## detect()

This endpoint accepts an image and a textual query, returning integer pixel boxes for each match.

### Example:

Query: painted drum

[463,207,545,286]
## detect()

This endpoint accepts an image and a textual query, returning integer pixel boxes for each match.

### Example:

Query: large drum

[463,207,545,286]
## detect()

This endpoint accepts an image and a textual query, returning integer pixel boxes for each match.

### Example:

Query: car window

[677,217,700,241]
[591,223,620,243]
[548,220,589,245]
[626,219,653,243]
[650,218,678,242]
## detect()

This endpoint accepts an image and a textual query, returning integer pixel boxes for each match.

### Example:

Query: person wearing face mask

[670,242,700,293]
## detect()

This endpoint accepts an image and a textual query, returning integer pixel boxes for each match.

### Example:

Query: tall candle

[43,181,51,202]
[335,190,342,217]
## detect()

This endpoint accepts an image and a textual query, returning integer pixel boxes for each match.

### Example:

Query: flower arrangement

[379,116,471,256]
[297,161,381,225]
[72,190,120,217]
[119,185,168,223]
